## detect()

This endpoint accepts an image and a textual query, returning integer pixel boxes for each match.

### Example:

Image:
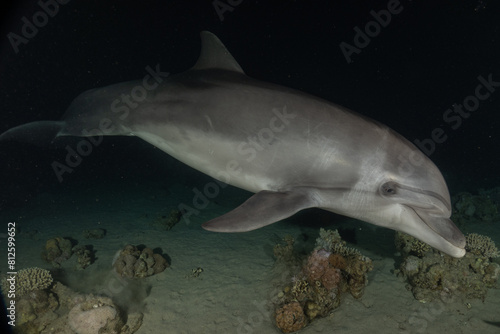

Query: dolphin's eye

[381,182,397,196]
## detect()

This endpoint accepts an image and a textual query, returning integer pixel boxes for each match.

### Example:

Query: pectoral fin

[201,190,317,232]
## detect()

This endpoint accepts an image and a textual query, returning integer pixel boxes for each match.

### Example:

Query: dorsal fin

[191,31,245,74]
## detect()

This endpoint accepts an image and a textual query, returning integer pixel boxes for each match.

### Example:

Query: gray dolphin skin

[0,31,466,258]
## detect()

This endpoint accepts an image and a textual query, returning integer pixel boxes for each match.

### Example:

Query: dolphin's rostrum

[0,31,466,258]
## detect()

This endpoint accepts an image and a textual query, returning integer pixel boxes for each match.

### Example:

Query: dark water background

[0,0,499,208]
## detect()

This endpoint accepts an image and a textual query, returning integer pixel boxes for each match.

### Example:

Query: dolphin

[0,31,466,257]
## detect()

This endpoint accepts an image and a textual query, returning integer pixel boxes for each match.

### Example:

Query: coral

[451,191,500,226]
[275,301,307,333]
[290,279,311,302]
[313,228,373,298]
[484,263,500,285]
[315,228,361,257]
[68,295,124,334]
[396,232,499,302]
[273,228,372,331]
[315,228,342,251]
[151,209,182,230]
[11,280,143,334]
[401,255,420,276]
[454,192,477,217]
[82,228,106,239]
[16,298,36,327]
[121,313,144,334]
[331,243,361,257]
[42,237,73,267]
[273,235,297,264]
[395,231,431,258]
[286,276,340,320]
[328,253,347,270]
[303,249,330,284]
[15,289,59,331]
[3,269,58,333]
[465,233,499,258]
[73,245,95,270]
[2,267,53,298]
[342,255,373,299]
[478,187,500,206]
[302,249,342,291]
[321,267,342,291]
[26,289,57,314]
[113,245,169,278]
[303,301,322,320]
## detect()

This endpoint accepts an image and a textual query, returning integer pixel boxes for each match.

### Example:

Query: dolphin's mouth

[392,183,465,250]
[396,184,451,213]
[411,207,466,249]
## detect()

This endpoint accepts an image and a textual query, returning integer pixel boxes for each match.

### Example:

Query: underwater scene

[0,1,499,333]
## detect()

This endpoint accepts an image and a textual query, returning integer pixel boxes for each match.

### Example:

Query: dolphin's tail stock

[0,121,65,147]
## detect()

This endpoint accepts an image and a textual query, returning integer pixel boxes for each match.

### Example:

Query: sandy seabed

[1,179,499,334]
